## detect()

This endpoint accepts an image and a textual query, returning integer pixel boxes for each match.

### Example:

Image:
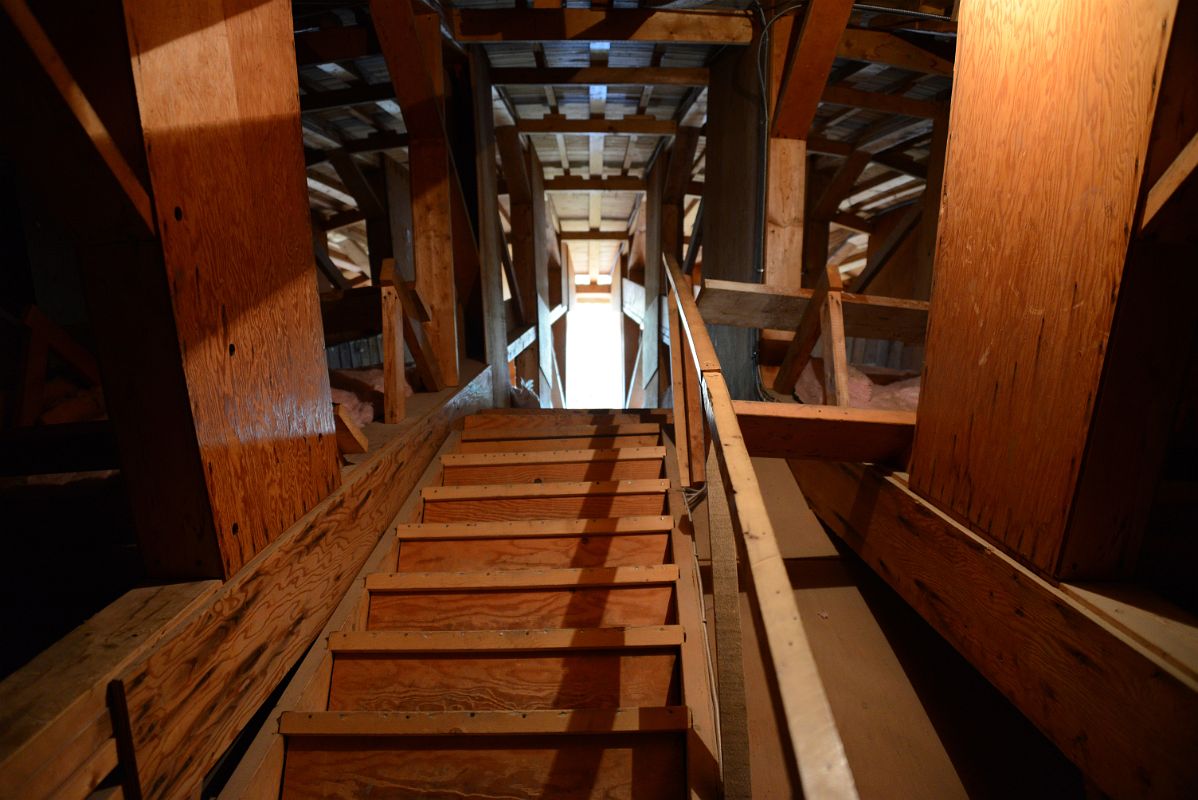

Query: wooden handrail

[663,253,860,800]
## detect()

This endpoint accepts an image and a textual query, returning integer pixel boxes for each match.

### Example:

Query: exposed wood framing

[493,67,709,86]
[451,8,754,44]
[772,0,855,140]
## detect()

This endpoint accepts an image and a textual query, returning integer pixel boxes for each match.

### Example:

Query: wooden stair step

[420,479,669,523]
[393,531,672,572]
[461,422,662,442]
[440,447,666,485]
[280,706,691,737]
[394,515,674,541]
[465,408,671,430]
[366,565,679,592]
[330,626,685,653]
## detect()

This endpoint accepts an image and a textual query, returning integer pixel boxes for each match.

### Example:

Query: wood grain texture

[791,460,1198,800]
[908,0,1177,573]
[697,279,929,343]
[119,367,491,798]
[0,581,217,797]
[366,564,678,590]
[396,533,671,571]
[393,516,674,541]
[281,732,685,799]
[421,492,667,522]
[771,0,854,139]
[368,585,674,630]
[734,401,914,463]
[122,0,342,577]
[464,410,669,430]
[462,423,662,442]
[458,434,661,453]
[443,459,664,485]
[452,6,752,43]
[328,651,680,711]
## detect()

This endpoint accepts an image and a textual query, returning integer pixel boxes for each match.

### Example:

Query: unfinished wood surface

[1142,129,1198,228]
[764,138,807,294]
[458,434,661,453]
[338,626,684,652]
[734,401,914,463]
[119,367,491,798]
[492,66,709,86]
[328,651,680,711]
[452,7,752,43]
[703,372,859,800]
[442,456,664,485]
[771,0,854,139]
[772,263,835,394]
[821,291,850,406]
[836,28,954,75]
[0,581,218,797]
[908,0,1178,575]
[792,460,1198,800]
[663,255,720,372]
[464,409,669,429]
[333,404,369,455]
[281,732,685,798]
[366,564,678,591]
[281,710,690,737]
[396,533,671,572]
[697,278,929,343]
[217,432,459,799]
[121,0,342,578]
[421,492,667,522]
[666,292,695,485]
[394,515,674,541]
[462,422,662,442]
[423,478,669,500]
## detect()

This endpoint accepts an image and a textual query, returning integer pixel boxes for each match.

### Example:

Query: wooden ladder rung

[366,565,679,592]
[421,479,670,502]
[279,706,692,737]
[328,625,685,653]
[393,516,674,541]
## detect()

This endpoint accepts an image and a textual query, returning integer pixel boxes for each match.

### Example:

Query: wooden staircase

[264,408,718,798]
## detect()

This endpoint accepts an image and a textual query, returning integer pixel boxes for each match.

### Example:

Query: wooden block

[280,730,686,798]
[332,404,368,455]
[368,586,675,630]
[734,401,915,463]
[328,651,680,712]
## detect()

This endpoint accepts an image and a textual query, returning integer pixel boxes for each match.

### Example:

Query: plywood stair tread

[421,479,671,501]
[440,446,667,465]
[366,565,680,591]
[461,422,663,442]
[393,515,674,540]
[280,706,692,736]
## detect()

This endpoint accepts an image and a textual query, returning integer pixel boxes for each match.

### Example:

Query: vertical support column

[641,156,664,408]
[496,126,539,394]
[380,280,405,422]
[763,14,806,294]
[119,0,341,578]
[470,47,510,407]
[530,148,555,407]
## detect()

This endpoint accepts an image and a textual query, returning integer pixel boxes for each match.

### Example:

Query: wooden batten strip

[279,706,691,737]
[422,479,670,502]
[328,625,685,653]
[394,515,675,541]
[366,564,679,592]
[461,422,662,442]
[440,446,666,466]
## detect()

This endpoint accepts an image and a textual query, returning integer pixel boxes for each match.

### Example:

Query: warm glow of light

[565,302,623,409]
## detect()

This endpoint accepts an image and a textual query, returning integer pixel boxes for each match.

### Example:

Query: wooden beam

[735,401,914,462]
[697,278,929,343]
[853,202,921,292]
[772,261,839,394]
[492,66,709,86]
[1142,128,1198,228]
[305,131,409,168]
[451,8,753,44]
[772,0,855,139]
[812,150,871,220]
[471,48,511,407]
[836,29,954,75]
[641,157,664,407]
[791,460,1198,800]
[517,114,677,136]
[300,82,395,112]
[545,175,646,192]
[821,84,945,119]
[530,147,556,407]
[559,230,630,241]
[369,0,444,141]
[119,367,492,798]
[379,281,405,423]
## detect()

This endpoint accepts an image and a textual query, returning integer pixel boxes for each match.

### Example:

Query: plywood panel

[422,493,667,522]
[281,733,685,799]
[397,533,670,571]
[122,0,341,577]
[368,585,674,630]
[908,0,1177,572]
[328,651,679,711]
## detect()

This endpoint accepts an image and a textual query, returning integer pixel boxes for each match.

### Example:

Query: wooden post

[641,157,664,407]
[379,281,405,423]
[470,47,510,408]
[530,148,555,407]
[111,0,342,579]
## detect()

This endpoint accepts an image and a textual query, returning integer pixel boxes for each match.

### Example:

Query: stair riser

[367,585,676,630]
[457,434,660,453]
[396,534,671,571]
[422,494,667,523]
[442,460,664,485]
[328,650,681,712]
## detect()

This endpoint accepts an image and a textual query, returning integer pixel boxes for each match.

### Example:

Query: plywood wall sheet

[122,0,340,576]
[368,585,674,630]
[327,651,680,711]
[281,733,685,799]
[908,0,1177,571]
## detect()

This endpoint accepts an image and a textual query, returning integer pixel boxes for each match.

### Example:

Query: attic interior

[1,0,1195,798]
